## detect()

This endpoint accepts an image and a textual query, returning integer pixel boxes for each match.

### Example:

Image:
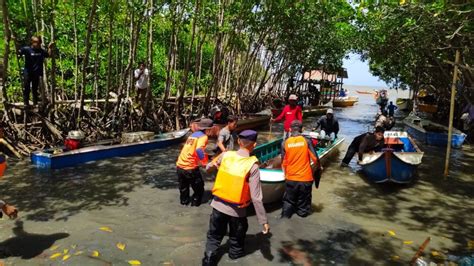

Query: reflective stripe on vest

[212,151,258,208]
[176,134,208,170]
[283,135,314,182]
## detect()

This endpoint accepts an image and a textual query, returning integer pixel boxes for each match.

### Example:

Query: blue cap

[238,130,258,142]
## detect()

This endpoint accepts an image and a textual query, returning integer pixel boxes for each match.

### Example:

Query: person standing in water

[272,94,303,139]
[387,101,398,117]
[281,121,321,218]
[176,118,213,207]
[203,130,269,265]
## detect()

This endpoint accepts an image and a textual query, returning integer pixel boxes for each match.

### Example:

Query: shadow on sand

[1,147,179,222]
[0,221,69,259]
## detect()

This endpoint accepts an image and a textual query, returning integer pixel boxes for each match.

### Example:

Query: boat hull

[359,135,423,184]
[333,97,358,107]
[31,129,190,169]
[302,106,330,117]
[404,118,466,148]
[356,90,373,95]
[360,152,422,184]
[194,115,270,138]
[417,103,438,113]
[396,98,413,111]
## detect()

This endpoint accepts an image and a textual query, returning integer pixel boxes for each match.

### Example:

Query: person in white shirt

[134,62,149,106]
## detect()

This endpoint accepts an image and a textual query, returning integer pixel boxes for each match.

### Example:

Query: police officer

[176,118,213,206]
[203,130,270,265]
[281,120,321,218]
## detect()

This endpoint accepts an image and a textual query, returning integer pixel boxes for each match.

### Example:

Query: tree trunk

[93,16,100,108]
[162,3,178,105]
[50,0,57,119]
[73,0,79,101]
[1,0,11,104]
[104,2,115,112]
[175,0,200,129]
[78,0,99,122]
[143,0,154,117]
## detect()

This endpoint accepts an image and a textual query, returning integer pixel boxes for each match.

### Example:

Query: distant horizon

[343,53,389,88]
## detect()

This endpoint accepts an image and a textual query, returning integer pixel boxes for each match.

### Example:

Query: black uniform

[342,133,384,165]
[19,46,49,106]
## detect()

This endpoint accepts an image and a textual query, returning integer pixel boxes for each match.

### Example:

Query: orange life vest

[176,132,208,170]
[283,135,316,182]
[212,151,258,208]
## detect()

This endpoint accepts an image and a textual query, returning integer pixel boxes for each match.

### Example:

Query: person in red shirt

[271,94,303,139]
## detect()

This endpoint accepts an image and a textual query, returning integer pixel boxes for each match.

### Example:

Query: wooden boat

[271,106,328,117]
[31,129,190,169]
[417,103,438,113]
[356,90,374,95]
[192,114,271,138]
[333,96,358,107]
[302,106,330,117]
[396,98,413,111]
[253,136,344,203]
[359,131,423,184]
[403,115,466,148]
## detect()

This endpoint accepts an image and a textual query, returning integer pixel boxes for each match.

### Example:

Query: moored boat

[356,90,374,95]
[417,103,438,113]
[253,136,344,203]
[359,131,423,184]
[302,106,330,117]
[31,129,190,169]
[333,96,358,107]
[272,106,329,117]
[396,98,413,111]
[403,115,466,148]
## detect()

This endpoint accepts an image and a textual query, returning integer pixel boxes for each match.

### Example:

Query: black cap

[375,126,385,133]
[290,120,303,130]
[194,118,214,130]
[238,130,258,142]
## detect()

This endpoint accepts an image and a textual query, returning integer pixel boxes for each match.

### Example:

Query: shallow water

[1,85,473,265]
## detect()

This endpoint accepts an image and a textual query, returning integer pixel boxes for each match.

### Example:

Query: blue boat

[359,131,423,184]
[404,115,466,148]
[253,135,344,203]
[31,129,190,169]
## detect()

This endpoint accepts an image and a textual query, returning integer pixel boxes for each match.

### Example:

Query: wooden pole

[443,50,460,177]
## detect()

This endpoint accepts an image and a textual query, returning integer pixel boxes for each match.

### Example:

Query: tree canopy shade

[355,1,473,110]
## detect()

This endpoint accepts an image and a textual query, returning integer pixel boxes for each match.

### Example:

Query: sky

[343,53,388,88]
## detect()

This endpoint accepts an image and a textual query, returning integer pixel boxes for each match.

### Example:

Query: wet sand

[1,86,473,265]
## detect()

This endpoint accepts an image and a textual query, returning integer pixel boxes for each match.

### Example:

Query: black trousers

[176,167,204,206]
[23,72,40,106]
[203,208,248,265]
[342,146,358,165]
[281,180,313,218]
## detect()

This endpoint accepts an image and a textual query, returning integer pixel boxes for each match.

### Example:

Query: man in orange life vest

[176,118,213,206]
[281,120,321,218]
[203,130,270,265]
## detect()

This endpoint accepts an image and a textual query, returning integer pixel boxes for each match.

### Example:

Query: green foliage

[3,0,358,102]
